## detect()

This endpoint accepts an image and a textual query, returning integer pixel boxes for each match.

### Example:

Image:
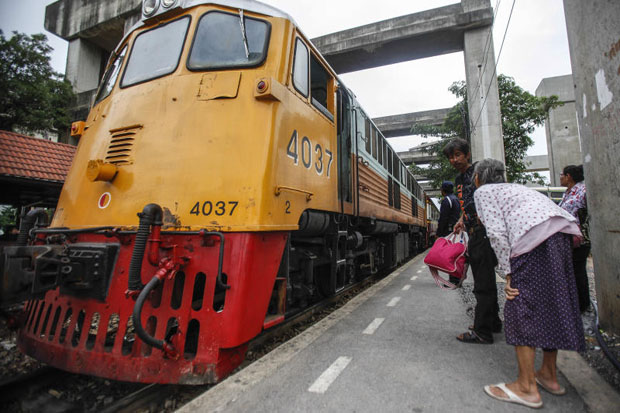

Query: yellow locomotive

[1,0,431,384]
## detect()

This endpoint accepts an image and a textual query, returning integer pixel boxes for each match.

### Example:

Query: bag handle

[428,265,468,290]
[444,231,469,246]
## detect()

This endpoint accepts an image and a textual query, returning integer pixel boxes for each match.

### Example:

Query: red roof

[0,130,76,183]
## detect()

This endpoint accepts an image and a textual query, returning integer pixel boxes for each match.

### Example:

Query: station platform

[178,253,620,412]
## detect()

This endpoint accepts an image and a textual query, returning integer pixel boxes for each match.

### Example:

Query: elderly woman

[559,164,591,313]
[472,159,585,409]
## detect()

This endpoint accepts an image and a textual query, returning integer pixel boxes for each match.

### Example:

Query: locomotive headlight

[143,0,160,17]
[161,0,178,8]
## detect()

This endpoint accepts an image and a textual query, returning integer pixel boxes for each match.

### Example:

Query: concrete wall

[535,75,581,186]
[564,0,620,334]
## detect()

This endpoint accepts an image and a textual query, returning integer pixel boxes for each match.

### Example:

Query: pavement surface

[177,253,620,412]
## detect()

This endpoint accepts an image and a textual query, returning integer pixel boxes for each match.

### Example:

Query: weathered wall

[564,0,620,333]
[535,75,580,186]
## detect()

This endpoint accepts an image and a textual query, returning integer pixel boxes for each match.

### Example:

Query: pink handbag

[424,232,469,290]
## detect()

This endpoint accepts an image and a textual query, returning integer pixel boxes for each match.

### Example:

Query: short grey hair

[474,158,507,185]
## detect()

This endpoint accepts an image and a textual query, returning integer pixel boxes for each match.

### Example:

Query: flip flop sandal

[536,377,566,395]
[456,331,492,344]
[484,383,543,409]
[468,324,502,333]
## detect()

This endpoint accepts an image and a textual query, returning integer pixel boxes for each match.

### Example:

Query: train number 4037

[190,201,238,216]
[287,130,333,177]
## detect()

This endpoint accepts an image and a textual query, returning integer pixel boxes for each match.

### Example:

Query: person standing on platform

[471,159,585,409]
[436,181,461,238]
[558,164,591,313]
[442,138,502,344]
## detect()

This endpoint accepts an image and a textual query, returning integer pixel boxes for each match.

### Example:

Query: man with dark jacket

[443,138,502,344]
[436,181,460,238]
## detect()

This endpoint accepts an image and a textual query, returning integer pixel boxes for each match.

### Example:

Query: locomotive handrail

[274,185,314,201]
[198,230,229,290]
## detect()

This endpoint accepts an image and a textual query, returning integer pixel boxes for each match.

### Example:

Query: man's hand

[505,275,519,300]
[453,217,464,233]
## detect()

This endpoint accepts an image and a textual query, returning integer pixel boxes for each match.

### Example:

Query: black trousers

[468,226,502,342]
[572,244,591,313]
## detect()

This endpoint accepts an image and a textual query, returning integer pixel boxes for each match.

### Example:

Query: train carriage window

[310,54,333,118]
[371,128,378,160]
[292,38,309,96]
[95,46,127,104]
[365,118,371,153]
[122,17,190,87]
[393,152,400,181]
[383,141,388,168]
[393,182,401,209]
[388,147,393,174]
[188,11,270,70]
[378,135,383,165]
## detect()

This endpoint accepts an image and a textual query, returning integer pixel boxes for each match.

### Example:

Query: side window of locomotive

[377,133,383,165]
[292,38,309,96]
[95,46,127,104]
[365,118,371,153]
[310,54,333,119]
[188,11,270,70]
[121,17,190,87]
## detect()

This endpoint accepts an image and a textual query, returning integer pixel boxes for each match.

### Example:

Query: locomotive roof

[120,1,298,57]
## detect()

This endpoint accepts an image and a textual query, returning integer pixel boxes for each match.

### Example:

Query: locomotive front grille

[105,125,142,165]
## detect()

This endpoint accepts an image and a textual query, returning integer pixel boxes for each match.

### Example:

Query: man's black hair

[563,164,584,183]
[442,138,470,158]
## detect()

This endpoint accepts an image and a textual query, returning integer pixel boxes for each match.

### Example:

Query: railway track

[0,261,399,412]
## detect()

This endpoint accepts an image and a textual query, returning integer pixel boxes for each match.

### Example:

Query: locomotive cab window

[292,38,309,96]
[188,11,270,70]
[310,53,333,120]
[95,46,127,104]
[121,17,190,87]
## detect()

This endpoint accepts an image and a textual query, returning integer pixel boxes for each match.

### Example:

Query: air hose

[132,258,178,358]
[128,204,163,292]
[17,208,49,246]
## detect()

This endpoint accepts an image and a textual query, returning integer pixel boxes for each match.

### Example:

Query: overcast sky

[0,0,572,158]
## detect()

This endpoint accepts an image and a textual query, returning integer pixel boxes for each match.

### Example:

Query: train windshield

[121,17,190,87]
[187,11,270,70]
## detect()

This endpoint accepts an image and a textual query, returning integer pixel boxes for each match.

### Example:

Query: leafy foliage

[410,75,560,187]
[0,206,18,229]
[0,31,74,135]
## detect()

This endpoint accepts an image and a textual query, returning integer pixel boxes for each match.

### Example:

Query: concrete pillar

[564,0,620,334]
[66,38,104,93]
[535,75,580,186]
[462,0,505,164]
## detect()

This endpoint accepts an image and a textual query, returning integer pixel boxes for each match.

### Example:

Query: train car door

[336,87,354,215]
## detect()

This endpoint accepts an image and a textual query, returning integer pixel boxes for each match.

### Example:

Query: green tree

[410,74,560,186]
[0,31,74,135]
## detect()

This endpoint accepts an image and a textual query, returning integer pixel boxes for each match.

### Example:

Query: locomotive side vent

[105,125,142,165]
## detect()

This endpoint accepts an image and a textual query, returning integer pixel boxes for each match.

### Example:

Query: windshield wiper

[238,9,249,59]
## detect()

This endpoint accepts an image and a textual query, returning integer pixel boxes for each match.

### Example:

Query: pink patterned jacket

[474,183,579,276]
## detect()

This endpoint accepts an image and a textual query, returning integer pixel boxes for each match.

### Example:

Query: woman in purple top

[559,164,591,313]
[472,159,585,409]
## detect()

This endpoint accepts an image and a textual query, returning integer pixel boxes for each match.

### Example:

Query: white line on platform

[417,269,423,274]
[402,285,411,291]
[411,275,418,281]
[362,318,385,335]
[387,297,401,307]
[308,356,352,393]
